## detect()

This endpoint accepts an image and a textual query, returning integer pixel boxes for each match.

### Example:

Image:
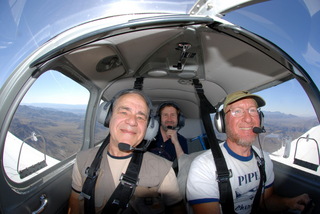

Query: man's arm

[192,202,220,214]
[68,190,80,214]
[166,129,184,158]
[262,186,310,212]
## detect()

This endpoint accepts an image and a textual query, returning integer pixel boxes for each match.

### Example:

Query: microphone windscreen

[166,126,179,130]
[253,127,263,134]
[118,143,132,151]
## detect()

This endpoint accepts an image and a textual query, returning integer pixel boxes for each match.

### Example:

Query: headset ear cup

[259,111,264,128]
[97,101,112,127]
[144,117,159,141]
[214,110,225,133]
[178,113,185,128]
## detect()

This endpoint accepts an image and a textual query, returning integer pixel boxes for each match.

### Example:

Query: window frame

[1,67,96,190]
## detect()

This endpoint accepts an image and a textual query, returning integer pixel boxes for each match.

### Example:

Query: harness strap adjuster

[256,155,265,167]
[85,166,99,179]
[80,192,91,200]
[119,173,139,188]
[216,169,233,183]
[112,199,120,205]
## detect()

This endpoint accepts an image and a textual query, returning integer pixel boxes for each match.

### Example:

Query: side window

[256,79,319,176]
[3,70,89,183]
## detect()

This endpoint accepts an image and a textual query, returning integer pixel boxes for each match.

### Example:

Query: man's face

[109,93,149,147]
[225,98,260,147]
[160,106,179,130]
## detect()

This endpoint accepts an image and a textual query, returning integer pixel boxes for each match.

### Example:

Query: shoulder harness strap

[193,79,235,213]
[251,149,266,214]
[81,136,144,214]
[81,135,110,214]
[102,150,143,213]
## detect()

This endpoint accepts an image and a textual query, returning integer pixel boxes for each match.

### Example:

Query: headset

[157,101,185,130]
[97,89,159,141]
[214,107,264,133]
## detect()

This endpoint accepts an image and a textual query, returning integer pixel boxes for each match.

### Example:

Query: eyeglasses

[225,107,260,118]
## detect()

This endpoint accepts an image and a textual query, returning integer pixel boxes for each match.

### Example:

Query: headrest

[97,101,111,127]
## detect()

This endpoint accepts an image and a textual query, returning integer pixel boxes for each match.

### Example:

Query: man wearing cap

[186,91,310,214]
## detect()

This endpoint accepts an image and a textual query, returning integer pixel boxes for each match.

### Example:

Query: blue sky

[0,0,197,87]
[223,0,320,88]
[223,0,320,117]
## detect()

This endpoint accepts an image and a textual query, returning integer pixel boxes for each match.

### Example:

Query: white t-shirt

[187,142,274,214]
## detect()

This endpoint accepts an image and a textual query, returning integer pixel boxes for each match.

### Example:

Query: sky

[1,0,319,117]
[223,0,320,117]
[223,0,320,86]
[0,0,198,87]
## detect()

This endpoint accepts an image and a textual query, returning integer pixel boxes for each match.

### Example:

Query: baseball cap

[223,91,266,112]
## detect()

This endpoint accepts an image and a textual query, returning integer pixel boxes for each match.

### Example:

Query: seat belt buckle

[216,169,233,182]
[119,173,139,188]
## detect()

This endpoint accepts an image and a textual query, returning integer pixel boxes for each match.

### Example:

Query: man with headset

[187,91,310,214]
[68,89,185,214]
[148,102,188,162]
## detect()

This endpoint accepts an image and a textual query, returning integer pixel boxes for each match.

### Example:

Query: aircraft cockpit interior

[1,0,319,213]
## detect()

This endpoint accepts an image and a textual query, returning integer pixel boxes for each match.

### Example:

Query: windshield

[1,0,319,90]
[223,0,320,89]
[0,0,197,87]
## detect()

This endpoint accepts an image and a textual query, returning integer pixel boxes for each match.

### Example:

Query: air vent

[96,55,122,72]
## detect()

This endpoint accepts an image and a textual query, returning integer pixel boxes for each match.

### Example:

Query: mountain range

[9,104,318,161]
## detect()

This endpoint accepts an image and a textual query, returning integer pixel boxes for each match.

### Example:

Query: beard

[226,127,256,147]
[161,124,169,131]
[162,121,177,130]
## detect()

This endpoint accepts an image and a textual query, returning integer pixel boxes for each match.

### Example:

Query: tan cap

[223,91,266,112]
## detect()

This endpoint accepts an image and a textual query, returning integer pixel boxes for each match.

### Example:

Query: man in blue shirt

[148,102,188,162]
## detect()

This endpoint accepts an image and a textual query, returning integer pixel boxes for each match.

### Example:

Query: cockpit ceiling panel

[61,16,292,98]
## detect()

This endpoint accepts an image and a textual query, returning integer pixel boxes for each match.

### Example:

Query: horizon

[21,102,317,118]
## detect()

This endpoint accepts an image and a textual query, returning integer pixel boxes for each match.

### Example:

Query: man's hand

[263,188,311,213]
[165,129,184,158]
[166,129,179,145]
[287,193,310,211]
